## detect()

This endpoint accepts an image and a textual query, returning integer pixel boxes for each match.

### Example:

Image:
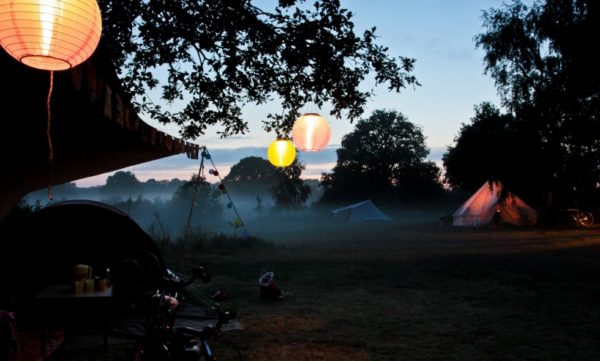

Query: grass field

[48,215,600,361]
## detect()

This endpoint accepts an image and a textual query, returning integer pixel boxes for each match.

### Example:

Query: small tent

[331,199,392,223]
[452,181,537,227]
[0,200,167,307]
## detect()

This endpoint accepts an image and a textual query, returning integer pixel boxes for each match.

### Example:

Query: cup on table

[74,280,85,296]
[84,279,95,293]
[73,264,92,282]
[97,278,109,292]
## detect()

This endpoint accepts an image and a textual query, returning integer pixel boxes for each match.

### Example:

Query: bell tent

[331,199,392,223]
[452,181,537,227]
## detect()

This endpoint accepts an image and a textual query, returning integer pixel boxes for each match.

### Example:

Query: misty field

[49,214,600,361]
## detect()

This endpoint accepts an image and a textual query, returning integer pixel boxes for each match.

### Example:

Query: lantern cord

[46,70,54,200]
[202,147,249,237]
[175,154,205,272]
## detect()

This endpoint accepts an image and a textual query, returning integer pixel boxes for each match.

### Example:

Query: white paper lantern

[0,0,103,71]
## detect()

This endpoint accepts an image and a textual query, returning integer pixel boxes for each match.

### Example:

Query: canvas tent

[331,199,392,223]
[452,181,537,227]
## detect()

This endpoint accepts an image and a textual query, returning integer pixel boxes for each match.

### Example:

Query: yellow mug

[74,280,85,296]
[73,264,92,281]
[84,279,95,293]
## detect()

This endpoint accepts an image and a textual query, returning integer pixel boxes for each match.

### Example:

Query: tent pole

[175,154,205,272]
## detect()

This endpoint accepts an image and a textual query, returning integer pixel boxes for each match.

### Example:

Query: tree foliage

[101,171,142,198]
[320,110,443,203]
[443,102,543,200]
[222,156,278,184]
[270,160,311,208]
[172,174,223,216]
[475,0,600,206]
[98,0,418,138]
[143,178,185,196]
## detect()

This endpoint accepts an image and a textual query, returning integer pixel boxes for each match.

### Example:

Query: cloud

[303,162,337,179]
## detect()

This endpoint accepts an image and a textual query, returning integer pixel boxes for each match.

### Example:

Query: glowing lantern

[267,139,296,167]
[0,0,103,71]
[292,113,331,152]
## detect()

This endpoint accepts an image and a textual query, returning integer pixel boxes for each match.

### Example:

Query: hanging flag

[114,93,124,125]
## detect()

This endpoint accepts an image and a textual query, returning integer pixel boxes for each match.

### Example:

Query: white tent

[452,181,537,227]
[331,199,392,223]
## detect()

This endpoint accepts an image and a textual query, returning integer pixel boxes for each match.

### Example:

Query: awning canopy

[0,45,199,219]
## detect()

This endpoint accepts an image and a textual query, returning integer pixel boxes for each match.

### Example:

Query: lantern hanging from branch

[267,139,296,167]
[0,0,103,71]
[292,113,331,152]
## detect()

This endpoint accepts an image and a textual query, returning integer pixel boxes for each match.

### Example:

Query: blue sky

[76,0,504,187]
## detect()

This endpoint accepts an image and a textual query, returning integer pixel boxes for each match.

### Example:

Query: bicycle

[130,267,242,361]
[564,208,594,227]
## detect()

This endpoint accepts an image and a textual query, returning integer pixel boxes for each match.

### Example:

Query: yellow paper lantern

[0,0,103,71]
[292,113,331,152]
[267,139,296,167]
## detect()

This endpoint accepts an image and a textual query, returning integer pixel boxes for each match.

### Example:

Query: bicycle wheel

[577,212,594,227]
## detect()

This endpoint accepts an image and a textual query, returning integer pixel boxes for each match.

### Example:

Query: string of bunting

[174,147,249,270]
[70,62,201,159]
[201,147,250,238]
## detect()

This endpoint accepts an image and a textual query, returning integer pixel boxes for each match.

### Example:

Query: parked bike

[564,208,594,227]
[130,267,242,361]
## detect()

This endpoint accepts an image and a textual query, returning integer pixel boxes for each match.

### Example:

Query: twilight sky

[76,0,504,187]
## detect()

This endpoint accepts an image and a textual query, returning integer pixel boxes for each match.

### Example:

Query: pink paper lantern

[292,113,331,152]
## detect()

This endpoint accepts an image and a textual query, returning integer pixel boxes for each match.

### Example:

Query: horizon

[73,146,447,187]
